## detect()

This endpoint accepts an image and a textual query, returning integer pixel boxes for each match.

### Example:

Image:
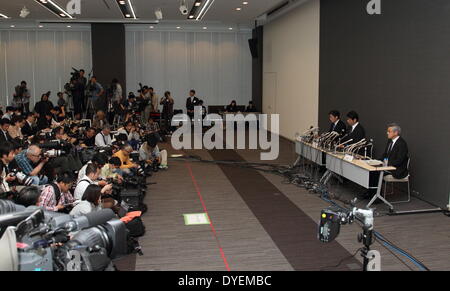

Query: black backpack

[126,216,146,238]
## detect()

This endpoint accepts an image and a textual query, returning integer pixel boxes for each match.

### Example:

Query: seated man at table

[341,111,366,144]
[380,123,409,179]
[328,110,347,136]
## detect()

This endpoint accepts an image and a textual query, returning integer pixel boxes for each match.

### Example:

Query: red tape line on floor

[185,161,231,271]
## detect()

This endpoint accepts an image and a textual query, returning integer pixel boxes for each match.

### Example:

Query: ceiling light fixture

[115,0,137,19]
[34,0,74,19]
[0,13,9,19]
[187,0,216,21]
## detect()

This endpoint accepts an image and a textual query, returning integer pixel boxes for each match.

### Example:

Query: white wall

[126,26,252,110]
[263,0,320,140]
[0,25,92,107]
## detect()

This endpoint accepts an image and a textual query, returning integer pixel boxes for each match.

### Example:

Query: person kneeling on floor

[139,134,168,171]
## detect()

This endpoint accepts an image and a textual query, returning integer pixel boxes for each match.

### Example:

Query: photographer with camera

[14,144,49,185]
[0,118,13,144]
[80,127,96,147]
[100,157,124,182]
[8,115,25,140]
[117,121,140,149]
[34,93,54,119]
[139,135,168,171]
[95,125,112,147]
[70,184,103,217]
[74,163,112,201]
[13,81,31,113]
[38,172,75,212]
[113,144,140,176]
[44,127,82,175]
[92,110,110,130]
[70,69,87,118]
[21,112,37,138]
[77,152,108,182]
[2,106,15,120]
[0,142,17,193]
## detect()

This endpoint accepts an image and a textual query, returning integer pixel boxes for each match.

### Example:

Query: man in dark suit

[341,111,366,144]
[380,123,409,179]
[0,118,13,144]
[328,110,347,136]
[21,112,37,138]
[186,89,200,119]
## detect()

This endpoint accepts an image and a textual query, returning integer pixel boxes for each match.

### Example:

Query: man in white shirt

[74,163,112,201]
[95,125,112,147]
[77,152,108,182]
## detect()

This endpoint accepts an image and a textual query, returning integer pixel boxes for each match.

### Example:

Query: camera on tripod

[318,204,379,271]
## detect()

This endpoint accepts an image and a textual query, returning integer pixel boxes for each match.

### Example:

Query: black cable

[171,154,430,271]
[374,238,415,271]
[319,248,362,271]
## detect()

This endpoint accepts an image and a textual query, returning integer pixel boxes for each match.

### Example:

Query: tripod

[358,227,380,271]
[85,97,95,119]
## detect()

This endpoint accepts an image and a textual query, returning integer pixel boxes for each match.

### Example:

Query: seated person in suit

[380,123,409,179]
[328,110,347,136]
[246,101,257,113]
[226,100,239,113]
[341,110,366,144]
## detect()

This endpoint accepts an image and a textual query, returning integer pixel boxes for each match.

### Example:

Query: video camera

[0,200,132,271]
[70,68,81,81]
[318,205,374,243]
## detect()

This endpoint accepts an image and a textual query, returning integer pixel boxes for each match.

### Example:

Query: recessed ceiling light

[39,25,44,28]
[203,26,207,29]
[10,25,15,28]
[229,27,233,30]
[149,26,154,29]
[67,25,71,28]
[236,7,242,11]
[243,1,248,5]
[176,26,181,29]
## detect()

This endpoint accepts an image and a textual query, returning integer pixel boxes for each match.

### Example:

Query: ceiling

[0,0,286,25]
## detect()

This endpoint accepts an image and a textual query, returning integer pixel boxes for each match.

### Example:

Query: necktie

[387,141,393,154]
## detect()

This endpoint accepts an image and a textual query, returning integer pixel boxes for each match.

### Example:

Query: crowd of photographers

[0,81,170,220]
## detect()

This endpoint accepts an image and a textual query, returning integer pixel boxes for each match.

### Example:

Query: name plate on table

[344,154,354,162]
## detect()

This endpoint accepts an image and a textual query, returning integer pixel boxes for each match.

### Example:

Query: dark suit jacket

[380,136,409,179]
[341,123,366,144]
[329,120,347,136]
[186,97,200,112]
[0,130,13,144]
[21,121,37,137]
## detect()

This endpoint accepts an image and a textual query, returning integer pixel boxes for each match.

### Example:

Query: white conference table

[295,141,396,209]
